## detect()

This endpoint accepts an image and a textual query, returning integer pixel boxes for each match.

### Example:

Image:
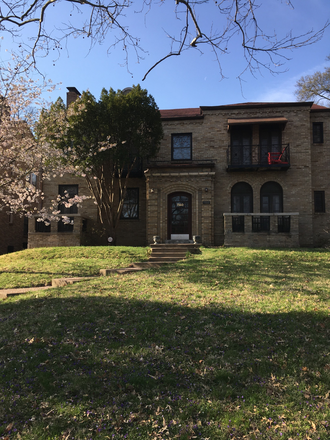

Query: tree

[295,55,330,106]
[0,53,87,227]
[0,53,54,215]
[0,0,328,80]
[38,85,163,243]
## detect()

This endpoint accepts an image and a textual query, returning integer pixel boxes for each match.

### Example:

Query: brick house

[0,212,28,255]
[28,92,330,249]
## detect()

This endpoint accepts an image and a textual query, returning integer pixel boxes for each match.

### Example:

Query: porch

[223,213,299,247]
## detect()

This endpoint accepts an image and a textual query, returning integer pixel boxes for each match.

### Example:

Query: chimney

[67,87,81,107]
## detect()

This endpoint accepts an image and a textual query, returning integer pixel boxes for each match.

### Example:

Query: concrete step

[148,243,201,263]
[151,250,187,258]
[149,256,184,262]
[150,244,200,252]
[100,267,143,276]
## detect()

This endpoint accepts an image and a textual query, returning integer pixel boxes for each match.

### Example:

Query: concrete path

[0,262,165,299]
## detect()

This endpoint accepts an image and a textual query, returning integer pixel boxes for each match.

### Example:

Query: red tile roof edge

[160,102,330,119]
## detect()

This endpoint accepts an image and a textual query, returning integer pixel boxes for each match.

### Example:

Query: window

[313,122,324,143]
[232,216,245,232]
[259,124,282,164]
[260,182,283,213]
[252,216,270,232]
[278,216,291,233]
[172,134,192,161]
[314,190,325,213]
[35,218,51,233]
[230,126,252,166]
[58,217,74,232]
[26,173,37,187]
[121,188,139,219]
[58,185,78,215]
[231,182,253,213]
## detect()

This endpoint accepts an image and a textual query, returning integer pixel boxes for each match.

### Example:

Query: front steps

[148,243,201,263]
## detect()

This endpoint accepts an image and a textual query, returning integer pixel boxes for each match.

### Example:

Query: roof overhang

[227,117,288,130]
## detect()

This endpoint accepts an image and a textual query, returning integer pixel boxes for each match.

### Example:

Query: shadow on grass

[0,290,329,439]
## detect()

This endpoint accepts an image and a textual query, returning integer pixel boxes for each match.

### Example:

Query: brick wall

[0,212,27,254]
[28,174,147,248]
[310,108,330,246]
[27,102,330,250]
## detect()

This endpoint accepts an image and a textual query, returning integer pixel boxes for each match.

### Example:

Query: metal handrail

[227,143,290,168]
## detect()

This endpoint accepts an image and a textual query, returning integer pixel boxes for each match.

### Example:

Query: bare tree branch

[0,0,328,80]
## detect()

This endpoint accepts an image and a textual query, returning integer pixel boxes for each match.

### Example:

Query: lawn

[0,246,329,439]
[0,246,148,289]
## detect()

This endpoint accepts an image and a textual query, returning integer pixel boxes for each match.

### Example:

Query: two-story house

[27,90,330,249]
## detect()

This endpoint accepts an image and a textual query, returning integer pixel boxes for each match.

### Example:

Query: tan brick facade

[28,101,330,250]
[0,212,28,255]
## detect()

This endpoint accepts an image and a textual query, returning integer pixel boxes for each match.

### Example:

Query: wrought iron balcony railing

[227,143,290,170]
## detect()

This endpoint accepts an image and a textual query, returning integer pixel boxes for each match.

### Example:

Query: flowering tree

[37,85,163,243]
[0,54,51,216]
[0,54,87,228]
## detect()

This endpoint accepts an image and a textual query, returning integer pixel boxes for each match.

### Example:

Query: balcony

[227,143,290,171]
[223,212,299,247]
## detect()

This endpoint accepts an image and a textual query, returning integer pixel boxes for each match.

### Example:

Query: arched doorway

[168,192,192,240]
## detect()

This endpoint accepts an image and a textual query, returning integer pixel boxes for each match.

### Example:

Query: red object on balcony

[268,146,288,165]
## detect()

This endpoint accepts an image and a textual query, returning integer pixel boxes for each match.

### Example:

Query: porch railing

[223,212,299,247]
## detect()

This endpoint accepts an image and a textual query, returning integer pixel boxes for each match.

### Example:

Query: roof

[201,102,315,111]
[160,101,330,120]
[160,108,203,120]
[311,103,330,111]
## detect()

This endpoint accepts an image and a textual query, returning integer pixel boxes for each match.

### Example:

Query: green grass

[0,246,148,288]
[0,246,329,439]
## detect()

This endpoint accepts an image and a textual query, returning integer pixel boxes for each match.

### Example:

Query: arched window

[260,182,283,213]
[231,182,253,213]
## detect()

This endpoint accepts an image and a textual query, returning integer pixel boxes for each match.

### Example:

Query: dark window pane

[313,122,323,143]
[58,217,74,232]
[232,216,244,232]
[231,182,253,213]
[260,182,283,213]
[231,127,252,165]
[278,216,291,232]
[260,125,282,164]
[252,216,270,232]
[58,185,78,215]
[121,188,139,219]
[172,134,192,160]
[35,218,51,232]
[314,191,325,213]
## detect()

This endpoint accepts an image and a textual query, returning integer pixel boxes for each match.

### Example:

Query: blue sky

[1,0,330,110]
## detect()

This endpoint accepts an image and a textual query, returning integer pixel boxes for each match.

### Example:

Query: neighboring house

[0,212,28,254]
[28,91,330,249]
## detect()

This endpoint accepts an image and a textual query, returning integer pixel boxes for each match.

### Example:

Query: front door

[168,192,192,240]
